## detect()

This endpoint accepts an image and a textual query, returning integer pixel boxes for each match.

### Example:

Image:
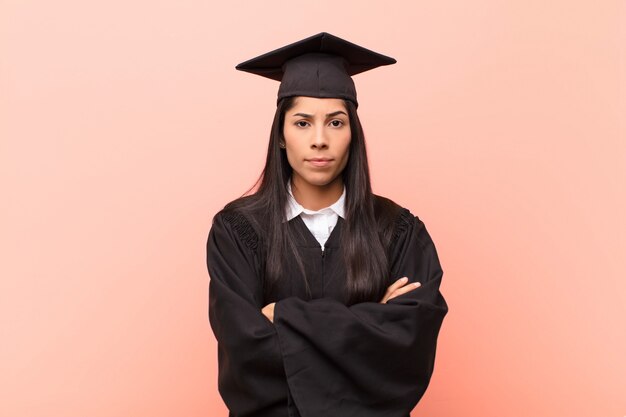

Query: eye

[329,119,344,127]
[295,120,310,128]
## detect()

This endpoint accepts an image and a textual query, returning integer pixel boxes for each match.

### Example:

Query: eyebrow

[291,110,348,118]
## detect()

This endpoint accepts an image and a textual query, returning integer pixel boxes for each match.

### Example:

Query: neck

[291,175,343,211]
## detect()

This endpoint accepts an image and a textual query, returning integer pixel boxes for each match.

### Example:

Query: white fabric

[284,179,346,251]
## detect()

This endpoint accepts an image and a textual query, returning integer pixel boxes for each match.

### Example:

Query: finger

[381,278,411,303]
[382,278,407,301]
[397,281,421,293]
[386,277,408,293]
[389,281,421,299]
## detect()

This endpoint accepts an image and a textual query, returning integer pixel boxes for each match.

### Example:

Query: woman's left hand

[261,302,276,323]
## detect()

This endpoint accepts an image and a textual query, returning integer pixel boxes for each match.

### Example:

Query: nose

[311,125,328,149]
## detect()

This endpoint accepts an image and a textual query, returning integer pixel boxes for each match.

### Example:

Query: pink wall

[1,1,624,416]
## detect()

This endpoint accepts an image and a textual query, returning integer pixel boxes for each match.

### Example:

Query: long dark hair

[222,96,400,305]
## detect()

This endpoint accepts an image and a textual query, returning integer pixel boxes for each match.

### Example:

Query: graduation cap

[235,32,396,108]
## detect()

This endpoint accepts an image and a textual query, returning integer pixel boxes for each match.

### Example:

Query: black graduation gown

[207,198,448,417]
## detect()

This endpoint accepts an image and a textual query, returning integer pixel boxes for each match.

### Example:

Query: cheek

[282,126,291,143]
[340,149,350,168]
[339,131,351,160]
[282,130,300,166]
[283,126,304,147]
[284,145,297,165]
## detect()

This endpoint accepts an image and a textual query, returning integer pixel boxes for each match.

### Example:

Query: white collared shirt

[284,179,346,251]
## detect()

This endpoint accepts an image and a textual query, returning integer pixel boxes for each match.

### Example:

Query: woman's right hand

[379,277,421,303]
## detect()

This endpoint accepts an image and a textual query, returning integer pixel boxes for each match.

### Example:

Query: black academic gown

[207,197,448,417]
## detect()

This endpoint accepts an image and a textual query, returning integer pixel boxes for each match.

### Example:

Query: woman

[207,32,448,417]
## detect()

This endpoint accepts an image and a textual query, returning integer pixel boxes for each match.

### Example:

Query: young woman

[207,32,448,417]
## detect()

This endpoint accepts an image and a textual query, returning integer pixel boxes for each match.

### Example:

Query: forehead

[290,96,347,113]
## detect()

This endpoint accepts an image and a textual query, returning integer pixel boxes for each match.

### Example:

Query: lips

[306,158,334,167]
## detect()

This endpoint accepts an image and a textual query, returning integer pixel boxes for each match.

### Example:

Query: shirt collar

[284,179,346,222]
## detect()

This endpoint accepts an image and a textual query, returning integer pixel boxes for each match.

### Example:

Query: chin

[302,178,330,187]
[301,173,338,187]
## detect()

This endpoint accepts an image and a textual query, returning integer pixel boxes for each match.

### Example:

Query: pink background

[1,1,625,416]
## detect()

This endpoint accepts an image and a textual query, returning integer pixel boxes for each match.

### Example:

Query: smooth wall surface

[1,1,624,416]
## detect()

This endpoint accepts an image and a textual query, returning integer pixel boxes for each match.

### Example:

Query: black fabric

[207,196,448,417]
[235,32,397,108]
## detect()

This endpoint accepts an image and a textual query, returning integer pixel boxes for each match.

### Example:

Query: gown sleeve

[206,211,289,416]
[273,209,448,417]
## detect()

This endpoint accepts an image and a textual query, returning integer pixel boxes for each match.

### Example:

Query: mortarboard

[235,32,396,108]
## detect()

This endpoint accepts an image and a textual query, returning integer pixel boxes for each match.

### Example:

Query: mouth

[306,158,334,167]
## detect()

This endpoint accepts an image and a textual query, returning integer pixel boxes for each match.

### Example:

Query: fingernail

[400,277,408,282]
[414,282,421,287]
